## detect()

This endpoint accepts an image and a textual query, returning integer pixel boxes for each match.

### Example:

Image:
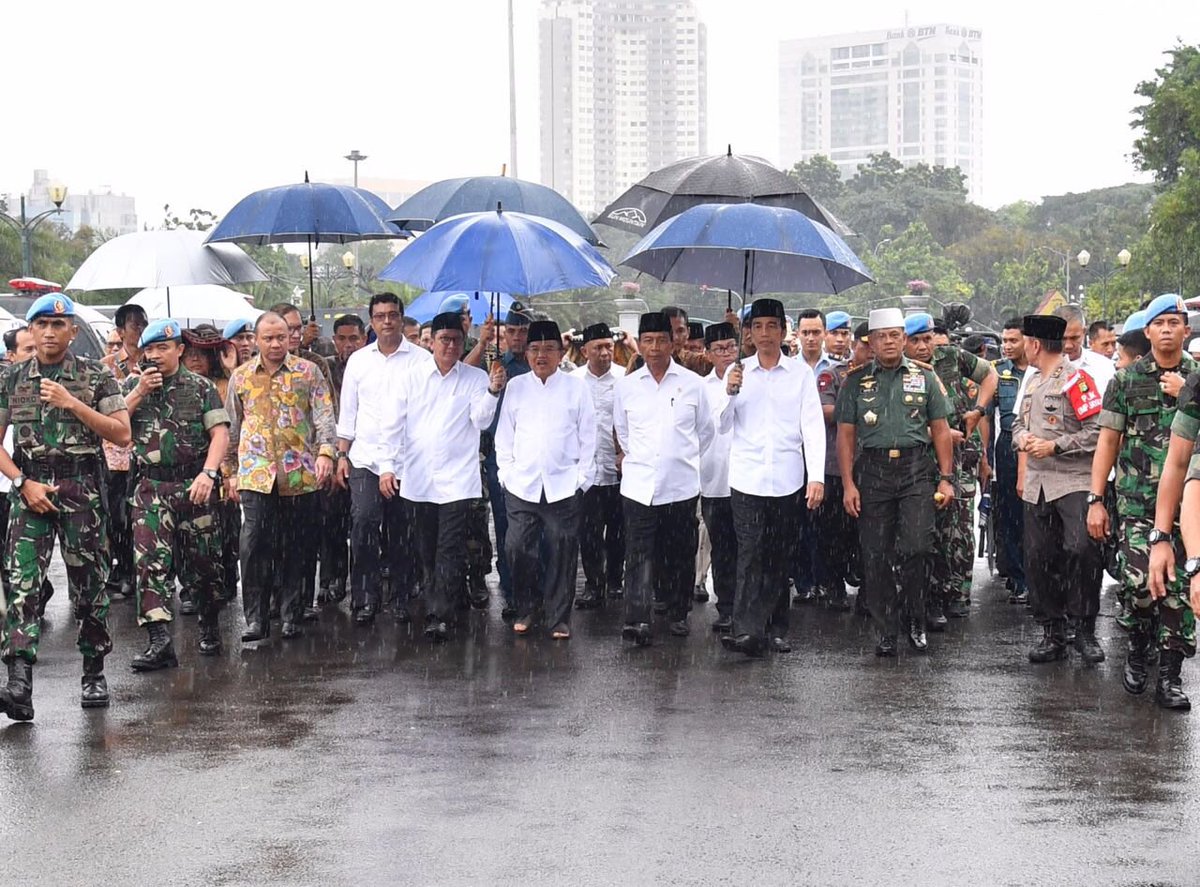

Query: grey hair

[1053,304,1086,327]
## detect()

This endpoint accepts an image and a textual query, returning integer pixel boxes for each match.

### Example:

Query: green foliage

[786,155,845,208]
[1132,44,1200,183]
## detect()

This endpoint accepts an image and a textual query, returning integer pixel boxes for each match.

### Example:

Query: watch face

[1188,558,1200,577]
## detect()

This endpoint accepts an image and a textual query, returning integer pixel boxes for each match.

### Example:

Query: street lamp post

[344,150,367,188]
[0,183,69,277]
[1077,248,1131,319]
[299,250,358,310]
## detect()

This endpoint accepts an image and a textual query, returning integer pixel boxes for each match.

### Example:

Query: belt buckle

[888,449,901,459]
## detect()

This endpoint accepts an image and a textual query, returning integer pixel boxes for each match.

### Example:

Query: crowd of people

[1,288,1199,724]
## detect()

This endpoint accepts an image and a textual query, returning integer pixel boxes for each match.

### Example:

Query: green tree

[1132,44,1200,183]
[786,155,846,209]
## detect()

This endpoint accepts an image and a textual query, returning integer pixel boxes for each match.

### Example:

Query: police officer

[1012,313,1104,664]
[122,319,231,668]
[835,308,955,656]
[991,318,1030,604]
[1087,294,1197,708]
[0,295,131,721]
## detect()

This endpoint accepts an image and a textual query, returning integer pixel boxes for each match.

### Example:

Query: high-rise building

[8,169,138,235]
[539,0,707,215]
[779,24,983,199]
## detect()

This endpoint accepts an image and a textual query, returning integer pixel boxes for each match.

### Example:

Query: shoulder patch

[1066,369,1103,420]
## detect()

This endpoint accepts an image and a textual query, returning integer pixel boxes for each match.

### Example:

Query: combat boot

[0,658,34,721]
[1155,650,1191,711]
[198,608,223,656]
[1122,624,1152,695]
[131,622,179,672]
[1028,620,1067,663]
[1073,616,1105,664]
[81,656,110,709]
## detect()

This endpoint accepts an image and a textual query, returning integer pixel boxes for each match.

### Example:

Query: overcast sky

[5,0,1198,223]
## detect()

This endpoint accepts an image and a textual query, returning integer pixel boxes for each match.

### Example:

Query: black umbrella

[593,145,852,239]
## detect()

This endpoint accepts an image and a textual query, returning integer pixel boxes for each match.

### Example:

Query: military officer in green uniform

[0,294,131,721]
[1088,294,1197,709]
[903,312,997,625]
[835,308,956,656]
[122,319,231,670]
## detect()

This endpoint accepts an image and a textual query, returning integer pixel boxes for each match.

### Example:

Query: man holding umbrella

[719,299,826,657]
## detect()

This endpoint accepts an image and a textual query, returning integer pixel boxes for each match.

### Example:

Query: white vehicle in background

[1,278,109,358]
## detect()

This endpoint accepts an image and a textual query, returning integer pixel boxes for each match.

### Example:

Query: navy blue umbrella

[205,173,403,318]
[388,176,602,246]
[622,202,871,306]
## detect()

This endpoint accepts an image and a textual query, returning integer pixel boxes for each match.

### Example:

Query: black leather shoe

[907,620,928,652]
[280,621,302,640]
[711,614,733,634]
[423,620,450,642]
[354,605,376,626]
[652,600,668,615]
[131,623,179,672]
[241,621,269,642]
[693,585,709,602]
[301,606,320,623]
[81,657,110,708]
[575,587,602,610]
[720,633,766,658]
[668,619,689,637]
[875,634,897,657]
[770,636,792,654]
[608,586,624,600]
[1123,629,1152,695]
[1028,622,1067,663]
[621,622,651,646]
[1008,587,1028,605]
[198,616,223,657]
[1074,617,1105,664]
[1156,650,1191,711]
[926,604,948,632]
[0,658,34,721]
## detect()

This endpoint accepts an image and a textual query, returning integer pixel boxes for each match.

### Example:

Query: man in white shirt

[385,312,505,642]
[699,322,739,633]
[495,320,596,638]
[334,294,433,625]
[613,312,715,645]
[575,323,626,610]
[719,299,826,657]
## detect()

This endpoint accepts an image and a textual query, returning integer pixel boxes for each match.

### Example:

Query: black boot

[1073,616,1105,664]
[81,656,110,709]
[1155,650,1191,711]
[1029,620,1067,663]
[467,566,490,610]
[0,658,34,721]
[1123,624,1152,695]
[198,608,223,656]
[131,622,179,672]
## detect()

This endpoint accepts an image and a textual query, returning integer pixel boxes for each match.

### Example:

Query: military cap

[868,308,904,331]
[581,322,613,344]
[527,319,562,345]
[25,293,75,321]
[853,321,870,342]
[505,300,531,326]
[430,311,463,335]
[222,317,253,339]
[638,312,672,335]
[904,312,934,336]
[704,322,737,347]
[1123,310,1147,333]
[747,298,786,324]
[1143,293,1188,325]
[687,320,705,341]
[826,310,851,331]
[139,318,183,348]
[1022,314,1066,341]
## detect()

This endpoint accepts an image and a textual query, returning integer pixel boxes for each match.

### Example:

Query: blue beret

[826,310,851,331]
[904,312,934,336]
[139,318,183,348]
[738,305,752,321]
[223,317,253,339]
[1143,293,1187,326]
[1123,310,1147,333]
[25,293,75,321]
[438,293,469,313]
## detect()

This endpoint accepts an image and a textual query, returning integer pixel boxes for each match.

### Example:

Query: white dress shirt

[700,369,734,498]
[718,352,825,497]
[613,361,715,507]
[392,359,497,504]
[336,339,432,476]
[583,363,625,486]
[495,369,597,503]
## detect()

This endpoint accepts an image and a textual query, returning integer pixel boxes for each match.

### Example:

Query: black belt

[860,446,928,461]
[139,463,204,482]
[28,455,99,478]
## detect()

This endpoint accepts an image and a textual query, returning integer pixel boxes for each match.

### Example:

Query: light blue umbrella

[406,291,515,324]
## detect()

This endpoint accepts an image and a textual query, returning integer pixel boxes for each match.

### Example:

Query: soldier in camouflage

[1089,294,1197,710]
[122,319,232,669]
[904,313,997,626]
[0,295,131,722]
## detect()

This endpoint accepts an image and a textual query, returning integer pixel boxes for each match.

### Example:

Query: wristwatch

[11,473,24,492]
[203,468,221,482]
[1147,528,1174,546]
[938,473,954,483]
[1184,557,1200,580]
[1085,493,1104,505]
[335,451,350,461]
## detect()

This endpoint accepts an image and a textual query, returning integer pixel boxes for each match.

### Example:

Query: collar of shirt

[249,352,300,377]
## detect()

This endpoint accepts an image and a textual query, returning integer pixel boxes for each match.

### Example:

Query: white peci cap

[868,308,905,331]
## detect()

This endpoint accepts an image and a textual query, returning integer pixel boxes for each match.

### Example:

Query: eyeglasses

[708,344,737,354]
[372,311,401,322]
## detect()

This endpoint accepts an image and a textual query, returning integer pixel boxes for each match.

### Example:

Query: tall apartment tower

[779,24,983,199]
[539,0,708,215]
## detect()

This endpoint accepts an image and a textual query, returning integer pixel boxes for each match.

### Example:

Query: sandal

[513,615,534,635]
[550,623,571,640]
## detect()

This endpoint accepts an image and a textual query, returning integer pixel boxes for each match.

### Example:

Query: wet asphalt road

[1,557,1196,887]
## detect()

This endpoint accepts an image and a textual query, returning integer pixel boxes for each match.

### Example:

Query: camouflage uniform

[123,368,230,627]
[929,345,992,613]
[0,354,126,664]
[1101,354,1199,654]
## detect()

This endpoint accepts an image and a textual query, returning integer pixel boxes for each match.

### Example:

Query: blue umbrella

[205,173,404,318]
[622,202,872,305]
[406,291,515,324]
[388,176,603,246]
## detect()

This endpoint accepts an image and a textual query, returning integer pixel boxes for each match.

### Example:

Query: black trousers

[240,488,319,625]
[856,449,936,636]
[408,498,471,622]
[1023,490,1102,623]
[579,483,625,594]
[103,467,133,582]
[993,432,1026,591]
[814,475,855,591]
[622,496,698,624]
[731,489,801,639]
[701,496,737,617]
[319,484,351,590]
[506,491,581,627]
[349,467,414,611]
